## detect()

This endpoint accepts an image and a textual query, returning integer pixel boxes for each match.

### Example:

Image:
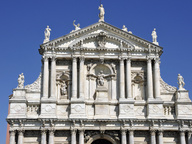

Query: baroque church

[7,4,192,144]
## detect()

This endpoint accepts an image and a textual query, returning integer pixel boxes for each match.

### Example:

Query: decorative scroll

[160,77,177,93]
[25,73,41,92]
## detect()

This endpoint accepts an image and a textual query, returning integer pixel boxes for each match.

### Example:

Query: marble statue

[151,28,157,42]
[99,4,105,22]
[178,74,185,90]
[122,25,128,32]
[73,20,81,31]
[60,81,67,96]
[17,73,24,88]
[97,70,105,86]
[43,26,51,43]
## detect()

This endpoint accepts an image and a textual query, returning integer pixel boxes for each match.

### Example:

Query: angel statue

[17,73,24,88]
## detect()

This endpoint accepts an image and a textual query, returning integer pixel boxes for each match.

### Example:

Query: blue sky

[1,0,192,142]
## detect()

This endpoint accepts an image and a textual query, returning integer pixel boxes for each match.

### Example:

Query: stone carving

[160,77,177,93]
[178,105,192,114]
[25,73,41,92]
[149,105,161,115]
[74,105,82,112]
[87,62,93,72]
[14,105,23,112]
[151,28,159,45]
[97,32,107,48]
[135,106,144,115]
[98,4,105,22]
[60,81,68,96]
[110,63,116,74]
[43,25,51,43]
[17,73,24,88]
[177,74,185,90]
[123,105,133,113]
[45,105,52,112]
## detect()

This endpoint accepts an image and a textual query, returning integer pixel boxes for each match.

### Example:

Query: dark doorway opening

[92,139,112,144]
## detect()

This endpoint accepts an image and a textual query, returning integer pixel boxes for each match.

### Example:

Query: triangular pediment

[40,22,163,55]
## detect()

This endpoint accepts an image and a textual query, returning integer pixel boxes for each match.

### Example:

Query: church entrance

[92,139,112,144]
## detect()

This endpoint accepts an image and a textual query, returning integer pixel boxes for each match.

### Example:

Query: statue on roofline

[177,74,185,90]
[17,73,24,89]
[99,4,105,22]
[43,25,51,43]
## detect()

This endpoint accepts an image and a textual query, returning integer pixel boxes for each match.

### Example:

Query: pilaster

[128,130,134,144]
[126,58,132,99]
[147,57,153,100]
[79,56,85,99]
[43,56,49,99]
[119,58,125,99]
[18,130,24,144]
[157,130,163,144]
[72,57,77,99]
[41,129,47,144]
[50,56,56,99]
[49,129,55,144]
[180,130,186,144]
[150,129,156,144]
[79,129,84,144]
[154,58,161,99]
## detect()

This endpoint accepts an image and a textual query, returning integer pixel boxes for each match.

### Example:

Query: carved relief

[45,105,53,112]
[160,77,177,93]
[135,106,145,116]
[149,105,161,115]
[25,73,41,92]
[178,105,192,114]
[97,32,107,48]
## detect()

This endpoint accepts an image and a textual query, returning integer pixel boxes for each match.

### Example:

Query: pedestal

[147,100,164,119]
[94,86,110,119]
[70,100,86,119]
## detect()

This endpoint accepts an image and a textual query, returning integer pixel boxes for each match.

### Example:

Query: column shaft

[49,130,54,144]
[41,131,47,144]
[72,57,77,99]
[79,57,85,99]
[150,131,156,144]
[188,131,192,144]
[18,131,24,144]
[121,130,127,144]
[79,130,84,144]
[50,57,56,98]
[9,131,15,144]
[43,56,49,98]
[129,130,134,144]
[158,131,163,144]
[120,58,125,99]
[71,130,76,144]
[126,58,132,99]
[154,58,160,99]
[180,131,186,144]
[147,58,153,99]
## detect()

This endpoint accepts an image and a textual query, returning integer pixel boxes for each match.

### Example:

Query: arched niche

[86,134,118,144]
[90,64,113,75]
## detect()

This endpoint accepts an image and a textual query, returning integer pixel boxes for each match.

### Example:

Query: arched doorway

[92,139,112,144]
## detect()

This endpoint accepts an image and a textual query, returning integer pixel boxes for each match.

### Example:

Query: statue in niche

[98,4,105,22]
[97,70,105,86]
[17,73,24,88]
[60,81,67,96]
[177,74,185,90]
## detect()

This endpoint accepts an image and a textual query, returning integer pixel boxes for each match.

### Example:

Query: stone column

[157,130,163,144]
[147,58,153,99]
[188,131,192,144]
[126,58,132,99]
[120,58,125,99]
[121,130,127,144]
[71,129,76,144]
[150,130,156,144]
[79,130,84,144]
[72,57,77,99]
[180,131,186,144]
[43,56,49,98]
[18,130,24,144]
[9,130,15,144]
[79,57,85,99]
[41,130,47,144]
[50,56,56,99]
[154,58,161,99]
[128,130,134,144]
[49,130,54,144]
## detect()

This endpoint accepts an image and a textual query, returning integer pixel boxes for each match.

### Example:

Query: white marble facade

[7,21,192,144]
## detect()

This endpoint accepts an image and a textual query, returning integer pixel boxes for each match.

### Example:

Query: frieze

[25,73,41,92]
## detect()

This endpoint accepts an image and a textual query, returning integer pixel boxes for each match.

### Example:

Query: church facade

[6,6,192,144]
